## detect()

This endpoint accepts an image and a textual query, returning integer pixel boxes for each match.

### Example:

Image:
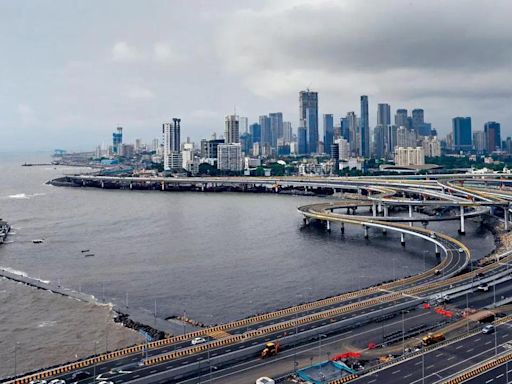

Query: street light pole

[422,352,425,384]
[494,283,498,356]
[318,334,327,360]
[93,341,98,380]
[402,310,406,354]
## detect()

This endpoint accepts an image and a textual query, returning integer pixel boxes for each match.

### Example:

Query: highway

[7,174,512,384]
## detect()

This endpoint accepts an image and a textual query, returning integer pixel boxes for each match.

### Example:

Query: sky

[1,0,512,151]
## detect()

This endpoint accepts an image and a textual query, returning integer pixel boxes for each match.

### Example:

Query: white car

[98,381,114,384]
[49,380,66,384]
[256,378,275,384]
[191,337,207,345]
[29,381,47,384]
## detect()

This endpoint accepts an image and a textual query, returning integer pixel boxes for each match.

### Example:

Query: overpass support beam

[435,243,440,257]
[364,225,369,239]
[459,206,465,235]
[303,217,310,226]
[101,181,104,189]
[400,233,405,246]
[383,205,389,217]
[372,203,377,217]
[408,205,413,227]
[161,182,165,191]
[505,208,510,231]
[340,222,345,234]
[326,221,331,232]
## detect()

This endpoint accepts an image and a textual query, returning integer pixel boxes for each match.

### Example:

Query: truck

[260,342,279,358]
[422,332,445,346]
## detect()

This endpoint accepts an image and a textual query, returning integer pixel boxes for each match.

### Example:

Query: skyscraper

[250,123,261,143]
[239,116,248,135]
[163,118,181,170]
[297,126,307,155]
[346,112,358,155]
[112,126,123,154]
[473,131,486,153]
[484,121,501,152]
[360,96,369,157]
[377,104,391,126]
[224,115,240,144]
[269,112,283,148]
[452,117,472,151]
[395,109,408,127]
[323,114,334,155]
[283,121,293,143]
[412,109,424,133]
[299,90,318,154]
[259,115,271,147]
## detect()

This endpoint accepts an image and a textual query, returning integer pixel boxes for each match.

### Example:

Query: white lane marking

[496,373,504,379]
[392,369,400,374]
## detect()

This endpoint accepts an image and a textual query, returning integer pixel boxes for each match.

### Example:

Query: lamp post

[494,283,498,356]
[401,310,406,354]
[318,334,327,359]
[93,341,98,380]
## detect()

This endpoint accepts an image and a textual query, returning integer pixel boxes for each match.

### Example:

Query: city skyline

[2,0,512,151]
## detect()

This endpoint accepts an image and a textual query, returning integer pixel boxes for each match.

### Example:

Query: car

[458,248,464,253]
[430,232,437,239]
[478,283,489,292]
[29,381,47,384]
[256,378,275,384]
[191,337,207,345]
[49,380,66,384]
[482,324,495,334]
[98,381,114,384]
[70,371,91,383]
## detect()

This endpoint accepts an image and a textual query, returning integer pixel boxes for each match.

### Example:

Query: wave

[37,320,57,328]
[0,267,50,284]
[6,192,46,200]
[8,193,29,199]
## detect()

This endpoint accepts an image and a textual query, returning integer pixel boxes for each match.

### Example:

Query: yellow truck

[422,332,445,346]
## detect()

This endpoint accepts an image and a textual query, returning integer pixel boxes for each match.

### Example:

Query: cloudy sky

[1,0,511,151]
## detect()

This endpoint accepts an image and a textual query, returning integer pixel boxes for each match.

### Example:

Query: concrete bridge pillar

[340,222,345,234]
[129,183,133,190]
[459,206,465,235]
[400,233,405,246]
[326,221,331,232]
[201,184,205,192]
[408,205,413,227]
[82,180,85,186]
[303,217,310,225]
[372,203,377,217]
[364,225,369,239]
[383,205,389,217]
[101,181,104,189]
[435,244,440,257]
[378,202,383,214]
[346,208,351,215]
[505,207,510,231]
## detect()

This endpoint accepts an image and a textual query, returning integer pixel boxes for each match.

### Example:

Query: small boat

[84,253,95,257]
[81,249,90,253]
[32,239,44,244]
